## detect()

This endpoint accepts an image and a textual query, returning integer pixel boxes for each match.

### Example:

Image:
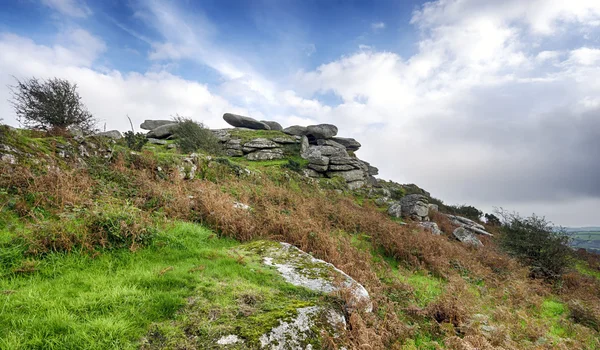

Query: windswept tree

[498,210,572,280]
[9,77,96,134]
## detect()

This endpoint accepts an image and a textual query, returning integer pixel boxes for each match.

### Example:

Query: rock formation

[223,113,271,130]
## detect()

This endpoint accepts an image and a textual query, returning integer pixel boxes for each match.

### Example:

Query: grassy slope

[1,128,600,349]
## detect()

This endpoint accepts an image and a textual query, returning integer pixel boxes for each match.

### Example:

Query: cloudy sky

[1,0,599,226]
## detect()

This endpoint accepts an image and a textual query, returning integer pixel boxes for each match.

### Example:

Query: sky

[0,0,599,226]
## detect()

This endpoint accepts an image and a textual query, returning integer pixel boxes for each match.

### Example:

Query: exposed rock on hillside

[261,120,283,131]
[246,241,372,314]
[453,227,484,247]
[223,113,271,130]
[97,130,122,139]
[140,120,173,131]
[146,123,179,139]
[447,214,493,236]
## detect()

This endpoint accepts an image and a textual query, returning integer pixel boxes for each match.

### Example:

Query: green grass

[0,222,331,349]
[540,299,569,339]
[228,129,294,143]
[0,222,234,349]
[397,270,445,307]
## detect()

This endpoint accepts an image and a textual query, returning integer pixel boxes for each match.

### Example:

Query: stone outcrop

[332,137,361,151]
[261,120,283,131]
[246,241,372,314]
[146,123,178,139]
[140,120,173,131]
[223,113,270,130]
[447,214,493,236]
[453,227,483,247]
[97,130,122,139]
[399,194,430,221]
[419,222,442,235]
[306,124,338,140]
[282,125,308,136]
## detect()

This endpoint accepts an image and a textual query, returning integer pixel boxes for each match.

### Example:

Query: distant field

[569,231,600,252]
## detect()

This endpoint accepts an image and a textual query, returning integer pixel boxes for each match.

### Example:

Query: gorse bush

[498,211,572,280]
[9,77,97,134]
[124,131,148,151]
[171,116,223,154]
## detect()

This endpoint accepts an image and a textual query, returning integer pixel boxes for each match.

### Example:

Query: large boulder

[399,194,430,221]
[140,120,173,131]
[332,137,361,151]
[419,222,442,235]
[242,138,279,153]
[327,169,366,183]
[261,120,283,131]
[387,203,403,218]
[146,123,178,139]
[453,227,483,247]
[223,113,271,130]
[447,215,493,236]
[306,124,338,139]
[283,125,308,136]
[247,241,372,313]
[97,130,122,139]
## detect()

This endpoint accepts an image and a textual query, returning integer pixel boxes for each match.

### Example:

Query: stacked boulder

[282,123,376,190]
[387,194,431,221]
[140,120,179,139]
[446,214,492,247]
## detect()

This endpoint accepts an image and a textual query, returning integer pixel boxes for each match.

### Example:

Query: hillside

[1,119,600,350]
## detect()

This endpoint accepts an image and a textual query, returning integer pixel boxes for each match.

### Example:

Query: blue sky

[1,0,600,226]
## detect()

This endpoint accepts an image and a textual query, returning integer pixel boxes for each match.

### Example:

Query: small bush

[9,77,97,134]
[445,204,483,222]
[124,131,148,151]
[283,159,303,172]
[171,116,223,155]
[499,211,572,280]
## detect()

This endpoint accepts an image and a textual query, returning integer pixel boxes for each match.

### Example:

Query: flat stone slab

[245,241,372,314]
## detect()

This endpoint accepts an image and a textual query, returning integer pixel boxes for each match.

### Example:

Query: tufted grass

[0,222,238,349]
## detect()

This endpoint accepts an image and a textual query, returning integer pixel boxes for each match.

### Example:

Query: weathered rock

[223,113,271,130]
[453,227,483,247]
[428,204,439,212]
[310,145,348,158]
[316,139,346,149]
[387,203,402,218]
[307,152,329,166]
[233,202,251,210]
[308,163,328,172]
[328,164,355,171]
[225,138,244,156]
[300,136,309,158]
[375,197,392,206]
[331,137,361,152]
[446,215,493,236]
[140,120,173,131]
[302,168,323,178]
[306,124,338,139]
[97,130,122,139]
[245,149,284,161]
[327,169,365,183]
[261,120,283,131]
[146,123,178,139]
[1,153,17,164]
[243,138,279,150]
[216,334,243,346]
[399,194,430,221]
[347,180,366,190]
[271,137,297,144]
[419,222,442,235]
[211,129,231,142]
[259,306,346,350]
[249,241,372,313]
[147,138,167,145]
[282,125,308,136]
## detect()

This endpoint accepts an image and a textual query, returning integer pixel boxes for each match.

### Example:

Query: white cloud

[0,32,241,132]
[41,0,92,18]
[371,22,386,31]
[567,47,600,65]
